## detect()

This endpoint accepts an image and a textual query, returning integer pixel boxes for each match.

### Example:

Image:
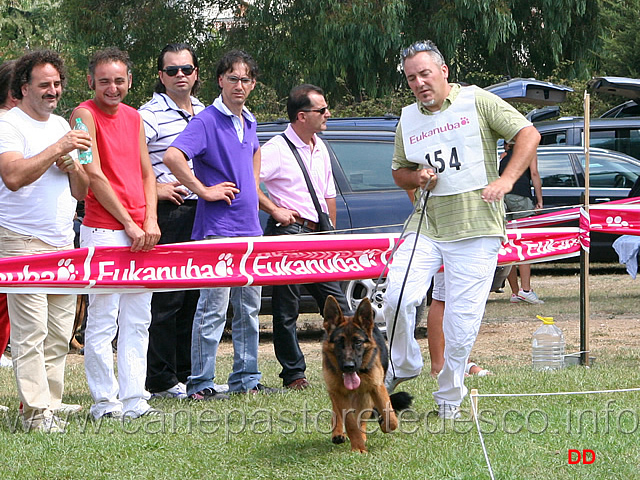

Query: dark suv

[257,116,413,235]
[256,116,413,323]
[536,76,640,161]
[536,117,640,162]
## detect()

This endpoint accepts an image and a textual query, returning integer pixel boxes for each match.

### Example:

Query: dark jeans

[146,200,199,393]
[265,217,353,385]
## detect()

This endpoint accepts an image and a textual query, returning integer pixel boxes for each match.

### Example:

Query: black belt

[295,218,317,231]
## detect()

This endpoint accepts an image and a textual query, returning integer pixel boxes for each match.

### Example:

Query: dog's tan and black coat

[322,295,412,452]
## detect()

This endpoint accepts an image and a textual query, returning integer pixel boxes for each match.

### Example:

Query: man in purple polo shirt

[164,49,280,397]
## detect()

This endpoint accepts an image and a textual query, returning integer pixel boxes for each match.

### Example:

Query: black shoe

[244,383,285,395]
[189,387,230,401]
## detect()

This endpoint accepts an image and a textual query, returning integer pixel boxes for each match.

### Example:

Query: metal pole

[580,92,591,367]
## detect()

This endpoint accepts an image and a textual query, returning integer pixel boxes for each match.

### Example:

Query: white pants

[384,234,500,406]
[80,226,152,418]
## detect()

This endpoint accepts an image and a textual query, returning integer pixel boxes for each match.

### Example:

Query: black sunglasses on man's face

[163,65,195,76]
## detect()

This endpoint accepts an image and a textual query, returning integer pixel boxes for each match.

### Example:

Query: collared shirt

[139,92,205,200]
[170,103,261,239]
[213,95,255,143]
[260,124,336,223]
[394,84,532,242]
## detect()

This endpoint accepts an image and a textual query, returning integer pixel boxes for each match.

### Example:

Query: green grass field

[1,351,639,479]
[1,263,639,479]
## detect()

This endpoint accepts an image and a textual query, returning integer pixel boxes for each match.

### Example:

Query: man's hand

[200,181,240,204]
[124,223,147,253]
[55,155,79,174]
[271,206,298,226]
[142,219,161,252]
[157,181,188,205]
[58,130,92,156]
[418,168,438,191]
[481,177,513,203]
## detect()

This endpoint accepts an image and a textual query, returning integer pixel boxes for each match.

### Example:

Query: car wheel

[343,278,388,330]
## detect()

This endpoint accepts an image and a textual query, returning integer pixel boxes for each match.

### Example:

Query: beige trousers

[0,225,75,427]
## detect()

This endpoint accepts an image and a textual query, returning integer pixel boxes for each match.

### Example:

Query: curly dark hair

[0,60,16,107]
[11,50,67,100]
[215,49,258,90]
[154,43,201,95]
[88,47,132,88]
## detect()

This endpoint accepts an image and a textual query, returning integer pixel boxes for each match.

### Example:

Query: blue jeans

[187,284,262,394]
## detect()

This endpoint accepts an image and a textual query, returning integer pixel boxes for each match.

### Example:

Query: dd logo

[568,449,596,464]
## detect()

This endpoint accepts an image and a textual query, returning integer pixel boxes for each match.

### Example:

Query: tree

[0,0,60,58]
[57,0,226,111]
[224,0,407,103]
[402,0,602,85]
[598,0,640,77]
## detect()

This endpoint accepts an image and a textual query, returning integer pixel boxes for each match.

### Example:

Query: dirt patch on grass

[65,265,640,370]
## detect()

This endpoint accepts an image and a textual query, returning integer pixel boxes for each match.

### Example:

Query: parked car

[536,116,640,162]
[532,145,640,259]
[255,110,640,322]
[534,76,640,160]
[256,116,413,322]
[587,76,640,118]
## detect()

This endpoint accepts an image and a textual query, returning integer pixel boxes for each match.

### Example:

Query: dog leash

[371,178,431,380]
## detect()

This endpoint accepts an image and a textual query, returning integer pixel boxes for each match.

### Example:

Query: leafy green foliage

[224,0,407,104]
[599,0,640,77]
[404,0,602,82]
[0,0,635,120]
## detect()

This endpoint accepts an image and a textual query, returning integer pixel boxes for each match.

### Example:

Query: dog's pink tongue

[343,372,361,390]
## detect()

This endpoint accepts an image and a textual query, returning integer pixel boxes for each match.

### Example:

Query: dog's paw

[332,434,346,444]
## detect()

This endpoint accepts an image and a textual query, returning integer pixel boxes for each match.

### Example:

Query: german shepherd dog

[322,295,412,452]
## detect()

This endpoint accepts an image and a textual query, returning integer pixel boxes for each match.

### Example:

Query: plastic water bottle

[74,118,93,164]
[532,315,565,370]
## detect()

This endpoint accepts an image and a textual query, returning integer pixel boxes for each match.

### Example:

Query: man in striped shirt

[383,40,540,419]
[138,43,207,400]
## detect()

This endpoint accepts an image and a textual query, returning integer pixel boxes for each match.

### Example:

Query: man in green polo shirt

[383,40,540,419]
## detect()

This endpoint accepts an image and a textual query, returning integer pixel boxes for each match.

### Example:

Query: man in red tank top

[71,48,161,421]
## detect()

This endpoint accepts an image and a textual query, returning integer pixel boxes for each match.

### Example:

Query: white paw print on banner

[606,215,629,228]
[215,253,234,277]
[357,252,378,268]
[57,258,76,280]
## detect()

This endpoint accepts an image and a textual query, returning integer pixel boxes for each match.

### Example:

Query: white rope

[470,391,496,480]
[470,385,640,479]
[474,386,640,398]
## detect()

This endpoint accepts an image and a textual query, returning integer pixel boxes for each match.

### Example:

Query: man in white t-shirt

[0,50,91,432]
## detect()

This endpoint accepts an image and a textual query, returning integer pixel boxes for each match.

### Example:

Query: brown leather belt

[295,218,317,231]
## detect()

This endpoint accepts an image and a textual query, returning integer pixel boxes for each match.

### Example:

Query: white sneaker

[516,289,544,304]
[0,354,12,368]
[509,294,522,304]
[55,403,82,415]
[438,404,461,420]
[384,370,418,393]
[28,415,66,433]
[123,407,163,419]
[151,382,188,399]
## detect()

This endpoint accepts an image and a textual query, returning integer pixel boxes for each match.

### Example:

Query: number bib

[401,86,486,196]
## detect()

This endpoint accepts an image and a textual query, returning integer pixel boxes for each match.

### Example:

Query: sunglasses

[300,107,329,115]
[163,65,195,76]
[400,41,445,63]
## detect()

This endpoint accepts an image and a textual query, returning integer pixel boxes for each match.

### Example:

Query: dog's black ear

[323,295,343,333]
[354,297,374,332]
